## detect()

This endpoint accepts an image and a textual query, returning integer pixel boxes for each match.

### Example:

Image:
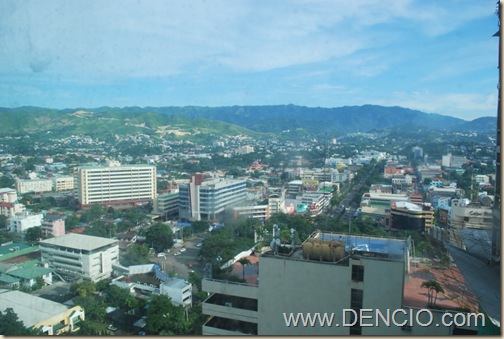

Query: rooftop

[39,233,117,251]
[403,260,478,312]
[0,290,70,327]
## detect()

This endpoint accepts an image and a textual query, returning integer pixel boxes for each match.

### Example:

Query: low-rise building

[232,204,269,220]
[153,189,180,219]
[52,176,74,192]
[8,211,44,233]
[15,179,53,194]
[40,233,119,282]
[41,216,66,238]
[0,290,85,335]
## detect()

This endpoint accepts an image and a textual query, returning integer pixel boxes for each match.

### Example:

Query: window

[350,289,363,335]
[351,265,364,282]
[351,289,363,309]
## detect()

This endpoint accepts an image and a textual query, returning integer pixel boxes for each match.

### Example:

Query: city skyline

[0,0,499,121]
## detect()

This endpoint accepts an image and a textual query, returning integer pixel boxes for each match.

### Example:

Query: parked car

[196,242,203,247]
[107,325,118,332]
[157,253,166,258]
[180,248,186,252]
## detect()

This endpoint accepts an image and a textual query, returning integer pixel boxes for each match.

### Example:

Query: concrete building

[41,216,66,238]
[202,231,478,335]
[160,278,193,307]
[15,179,53,194]
[39,233,119,282]
[0,264,53,288]
[389,201,434,232]
[111,264,192,307]
[232,204,269,220]
[287,180,303,198]
[267,189,286,216]
[153,189,180,219]
[360,192,410,227]
[0,201,25,218]
[0,290,85,335]
[0,188,18,203]
[52,176,74,192]
[202,232,412,335]
[442,153,467,169]
[179,175,246,222]
[8,211,44,233]
[76,161,156,209]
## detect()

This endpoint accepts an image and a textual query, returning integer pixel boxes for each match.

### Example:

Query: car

[107,325,118,332]
[157,253,166,258]
[196,242,203,247]
[174,252,181,256]
[188,269,195,273]
[180,248,186,252]
[138,331,146,335]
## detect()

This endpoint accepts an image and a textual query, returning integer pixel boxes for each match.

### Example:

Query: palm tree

[421,280,445,306]
[237,258,251,280]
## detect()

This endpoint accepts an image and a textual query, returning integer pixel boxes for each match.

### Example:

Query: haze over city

[0,0,499,120]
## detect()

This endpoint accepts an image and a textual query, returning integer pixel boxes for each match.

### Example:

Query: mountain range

[0,105,496,138]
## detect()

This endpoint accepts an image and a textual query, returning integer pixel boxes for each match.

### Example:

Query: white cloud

[373,90,497,120]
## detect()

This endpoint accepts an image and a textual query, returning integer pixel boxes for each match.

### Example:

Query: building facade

[153,190,180,219]
[179,175,246,222]
[41,217,66,238]
[389,201,434,232]
[39,233,119,282]
[15,179,53,194]
[76,162,156,209]
[52,176,75,192]
[202,232,413,335]
[0,290,85,335]
[8,212,44,233]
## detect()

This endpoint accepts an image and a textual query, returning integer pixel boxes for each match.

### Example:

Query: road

[151,234,206,280]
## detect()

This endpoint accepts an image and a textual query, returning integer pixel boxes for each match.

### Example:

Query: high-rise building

[76,161,156,209]
[179,175,246,222]
[202,231,477,335]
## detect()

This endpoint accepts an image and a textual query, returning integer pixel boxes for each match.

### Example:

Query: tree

[145,223,174,253]
[191,220,209,233]
[421,280,445,306]
[121,243,150,266]
[0,308,31,335]
[25,226,42,243]
[145,294,189,335]
[104,285,139,310]
[64,215,79,230]
[71,280,96,297]
[73,296,106,322]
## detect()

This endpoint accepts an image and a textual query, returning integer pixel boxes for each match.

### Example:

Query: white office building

[16,179,53,194]
[76,161,156,209]
[179,175,246,222]
[8,212,44,233]
[52,176,75,192]
[39,233,119,282]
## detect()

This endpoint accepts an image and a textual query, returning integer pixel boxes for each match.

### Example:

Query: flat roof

[0,242,33,256]
[316,232,406,258]
[0,290,70,327]
[7,266,52,280]
[78,164,155,170]
[40,233,117,251]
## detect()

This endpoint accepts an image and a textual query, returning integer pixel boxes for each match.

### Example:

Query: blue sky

[0,0,499,120]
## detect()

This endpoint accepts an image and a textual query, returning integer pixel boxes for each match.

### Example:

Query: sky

[0,0,500,120]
